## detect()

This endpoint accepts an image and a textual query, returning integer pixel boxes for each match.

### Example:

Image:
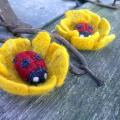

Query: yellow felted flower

[56,9,116,50]
[0,32,69,96]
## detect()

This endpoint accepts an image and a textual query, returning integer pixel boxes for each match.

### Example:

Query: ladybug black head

[28,68,47,85]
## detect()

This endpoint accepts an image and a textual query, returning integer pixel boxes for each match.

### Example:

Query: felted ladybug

[13,51,47,85]
[75,22,93,37]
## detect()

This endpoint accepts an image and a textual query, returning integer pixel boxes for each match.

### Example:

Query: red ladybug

[13,51,47,85]
[75,23,93,37]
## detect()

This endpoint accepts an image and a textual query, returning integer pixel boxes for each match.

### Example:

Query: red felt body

[14,51,46,81]
[76,23,93,33]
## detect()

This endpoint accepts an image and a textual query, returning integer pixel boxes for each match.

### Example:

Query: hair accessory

[56,9,116,50]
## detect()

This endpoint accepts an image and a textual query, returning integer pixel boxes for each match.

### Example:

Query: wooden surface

[0,0,120,120]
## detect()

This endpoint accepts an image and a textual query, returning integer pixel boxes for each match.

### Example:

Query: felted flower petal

[0,38,31,62]
[98,18,111,37]
[83,10,101,31]
[45,42,69,87]
[65,10,91,24]
[0,74,57,95]
[68,30,79,42]
[0,62,9,77]
[0,54,9,76]
[56,25,79,42]
[71,32,99,50]
[56,25,70,40]
[28,75,57,95]
[32,32,51,58]
[93,34,116,50]
[0,74,29,95]
[60,18,73,31]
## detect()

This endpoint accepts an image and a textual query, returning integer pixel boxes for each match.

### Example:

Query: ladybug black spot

[34,54,41,60]
[76,24,83,29]
[21,59,30,68]
[88,25,93,30]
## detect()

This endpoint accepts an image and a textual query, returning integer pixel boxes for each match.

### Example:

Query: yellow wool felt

[0,32,69,95]
[56,9,116,50]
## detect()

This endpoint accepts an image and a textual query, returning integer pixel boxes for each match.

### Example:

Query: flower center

[13,51,47,85]
[75,23,93,37]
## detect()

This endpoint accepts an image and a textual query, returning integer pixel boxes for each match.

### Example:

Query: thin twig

[12,27,40,34]
[80,65,104,86]
[70,62,86,75]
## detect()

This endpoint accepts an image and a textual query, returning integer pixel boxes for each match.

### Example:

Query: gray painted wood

[0,1,120,120]
[9,0,76,27]
[0,0,76,40]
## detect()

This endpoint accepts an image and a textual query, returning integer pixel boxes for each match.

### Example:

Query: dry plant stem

[70,63,86,75]
[12,28,40,34]
[80,65,104,86]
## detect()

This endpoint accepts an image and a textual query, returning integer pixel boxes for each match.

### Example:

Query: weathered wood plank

[8,0,76,27]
